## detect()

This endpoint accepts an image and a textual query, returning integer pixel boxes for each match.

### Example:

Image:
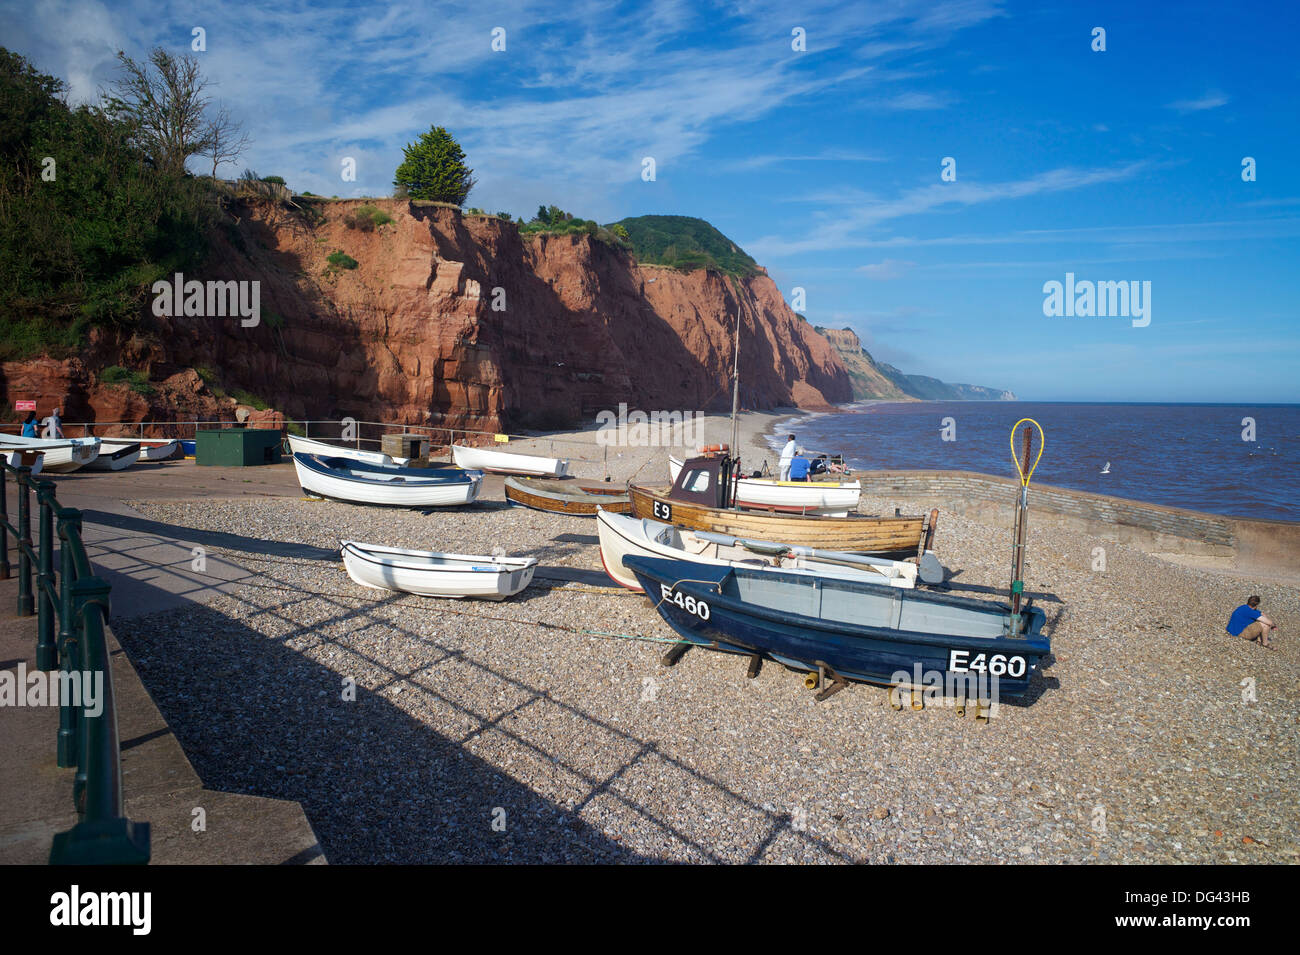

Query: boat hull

[628,484,925,557]
[288,434,400,466]
[341,541,536,600]
[0,436,100,473]
[293,453,480,507]
[625,556,1049,697]
[452,444,569,477]
[596,509,917,592]
[504,477,631,516]
[85,443,141,470]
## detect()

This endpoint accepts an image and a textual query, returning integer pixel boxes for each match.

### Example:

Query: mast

[729,307,741,505]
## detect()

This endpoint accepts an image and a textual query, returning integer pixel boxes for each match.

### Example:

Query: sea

[766,402,1300,522]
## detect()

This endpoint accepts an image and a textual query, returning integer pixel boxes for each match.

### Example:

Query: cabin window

[683,469,711,493]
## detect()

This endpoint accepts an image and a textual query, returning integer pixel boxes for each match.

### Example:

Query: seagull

[1100,462,1111,474]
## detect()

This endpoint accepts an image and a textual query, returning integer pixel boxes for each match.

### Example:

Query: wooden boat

[503,476,631,516]
[102,438,180,461]
[624,555,1049,697]
[293,453,481,507]
[85,442,141,470]
[631,454,931,558]
[596,508,930,592]
[452,444,569,477]
[288,433,402,466]
[669,453,861,513]
[340,540,536,600]
[0,435,100,473]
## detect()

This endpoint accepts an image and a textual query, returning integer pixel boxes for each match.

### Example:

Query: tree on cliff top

[393,126,475,204]
[105,48,246,178]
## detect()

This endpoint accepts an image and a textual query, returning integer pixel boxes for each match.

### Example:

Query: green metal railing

[0,462,150,864]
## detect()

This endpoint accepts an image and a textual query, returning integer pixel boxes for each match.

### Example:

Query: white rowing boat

[668,454,861,514]
[596,508,940,592]
[340,540,537,600]
[451,444,569,477]
[102,438,180,461]
[0,435,100,473]
[288,433,405,466]
[85,442,141,470]
[293,453,480,507]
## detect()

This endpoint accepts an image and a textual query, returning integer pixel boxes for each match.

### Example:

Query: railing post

[51,575,150,865]
[56,508,82,768]
[15,467,33,616]
[0,462,10,580]
[35,481,58,670]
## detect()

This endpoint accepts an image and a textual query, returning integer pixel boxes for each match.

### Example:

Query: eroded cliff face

[0,199,851,431]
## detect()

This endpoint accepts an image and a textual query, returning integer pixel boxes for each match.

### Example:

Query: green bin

[195,429,284,466]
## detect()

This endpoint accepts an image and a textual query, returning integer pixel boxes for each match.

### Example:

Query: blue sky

[6,0,1298,401]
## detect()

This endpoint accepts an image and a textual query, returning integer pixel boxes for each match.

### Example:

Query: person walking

[42,406,64,439]
[778,433,796,481]
[20,411,38,437]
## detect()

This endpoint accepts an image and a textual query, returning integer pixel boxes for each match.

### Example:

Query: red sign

[15,400,36,411]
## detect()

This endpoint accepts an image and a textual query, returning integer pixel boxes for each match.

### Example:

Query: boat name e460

[948,649,1027,678]
[660,583,712,620]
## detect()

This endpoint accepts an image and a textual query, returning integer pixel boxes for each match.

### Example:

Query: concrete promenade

[0,458,325,864]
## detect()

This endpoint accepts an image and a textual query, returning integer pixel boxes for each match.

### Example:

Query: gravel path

[109,430,1299,864]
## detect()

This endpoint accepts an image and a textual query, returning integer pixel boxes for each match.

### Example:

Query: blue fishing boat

[623,555,1050,699]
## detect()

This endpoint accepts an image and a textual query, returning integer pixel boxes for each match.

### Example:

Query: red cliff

[1,199,851,432]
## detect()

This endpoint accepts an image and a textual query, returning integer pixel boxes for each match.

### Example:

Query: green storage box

[195,428,284,466]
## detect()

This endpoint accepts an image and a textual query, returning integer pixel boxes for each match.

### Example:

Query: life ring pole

[1008,418,1044,631]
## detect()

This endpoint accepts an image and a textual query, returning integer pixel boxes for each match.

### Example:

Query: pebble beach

[109,412,1300,864]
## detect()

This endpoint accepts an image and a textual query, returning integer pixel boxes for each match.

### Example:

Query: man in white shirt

[778,433,796,481]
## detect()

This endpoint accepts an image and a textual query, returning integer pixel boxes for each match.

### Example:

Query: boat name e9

[659,584,711,620]
[948,650,1026,678]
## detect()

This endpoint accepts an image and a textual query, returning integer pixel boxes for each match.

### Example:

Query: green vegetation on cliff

[607,215,759,278]
[0,48,213,359]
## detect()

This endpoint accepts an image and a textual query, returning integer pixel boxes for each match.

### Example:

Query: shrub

[231,389,270,410]
[100,365,153,395]
[326,250,358,270]
[343,204,394,231]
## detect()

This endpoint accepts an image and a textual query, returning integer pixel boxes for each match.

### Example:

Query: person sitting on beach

[788,450,811,482]
[779,434,796,481]
[1226,596,1278,649]
[809,454,829,477]
[20,411,38,438]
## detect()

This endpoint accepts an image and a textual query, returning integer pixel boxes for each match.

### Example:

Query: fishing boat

[452,444,569,477]
[596,508,935,591]
[0,435,101,473]
[84,442,141,471]
[624,555,1049,698]
[288,433,402,466]
[340,540,536,600]
[101,438,181,461]
[503,476,631,516]
[630,453,932,558]
[293,453,481,507]
[669,453,861,514]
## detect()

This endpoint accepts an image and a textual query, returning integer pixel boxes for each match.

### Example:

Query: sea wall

[857,469,1300,573]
